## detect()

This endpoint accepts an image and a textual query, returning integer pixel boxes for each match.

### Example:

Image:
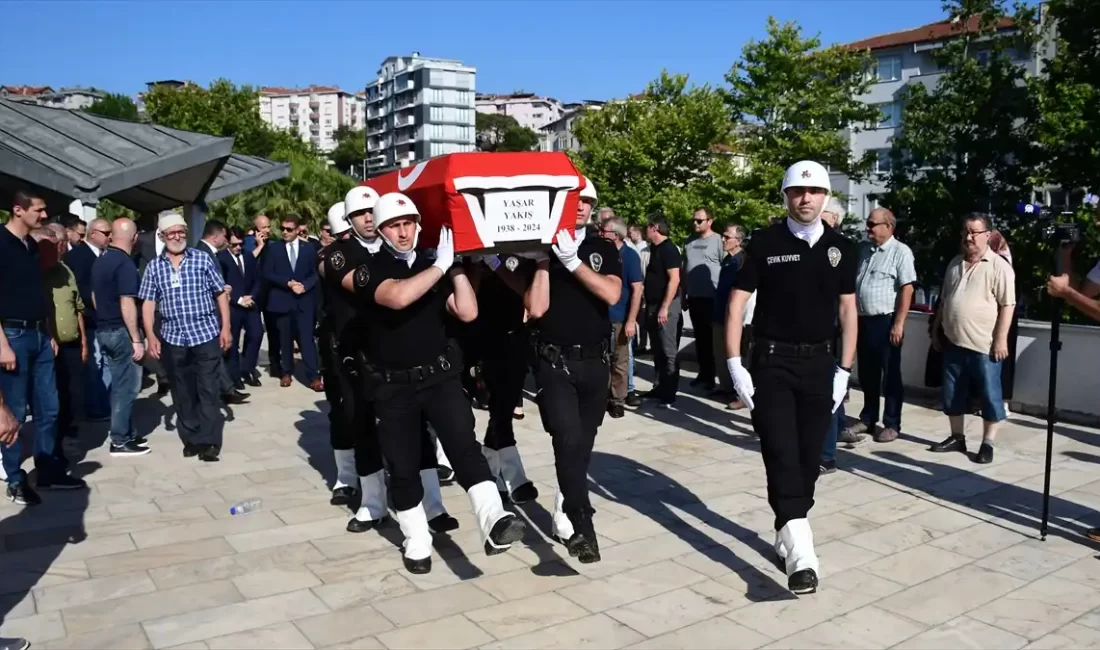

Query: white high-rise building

[365,53,476,176]
[259,86,366,153]
[475,92,564,132]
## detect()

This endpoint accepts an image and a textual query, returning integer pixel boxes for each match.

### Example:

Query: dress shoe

[243,374,262,388]
[222,390,249,405]
[347,516,384,533]
[625,391,642,407]
[607,403,625,419]
[198,445,220,462]
[182,443,200,458]
[156,382,171,397]
[403,555,431,574]
[330,486,358,506]
[310,377,324,392]
[973,442,994,464]
[428,513,460,533]
[233,380,246,391]
[280,375,292,388]
[929,435,966,453]
[788,568,818,595]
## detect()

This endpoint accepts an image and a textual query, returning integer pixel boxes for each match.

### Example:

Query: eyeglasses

[163,230,187,240]
[721,234,740,241]
[866,221,889,229]
[91,229,110,237]
[229,241,243,248]
[693,219,709,224]
[281,226,297,232]
[965,230,989,238]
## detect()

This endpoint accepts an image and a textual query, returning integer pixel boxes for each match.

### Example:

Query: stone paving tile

[4,374,1100,649]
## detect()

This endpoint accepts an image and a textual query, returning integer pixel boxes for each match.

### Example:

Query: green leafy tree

[571,71,737,239]
[723,17,881,221]
[85,93,140,121]
[475,113,539,152]
[879,1,1044,306]
[330,125,366,177]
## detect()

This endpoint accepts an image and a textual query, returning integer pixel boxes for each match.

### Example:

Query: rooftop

[846,15,1017,51]
[259,85,354,97]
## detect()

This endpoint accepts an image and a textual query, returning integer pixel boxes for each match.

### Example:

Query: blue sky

[8,0,949,102]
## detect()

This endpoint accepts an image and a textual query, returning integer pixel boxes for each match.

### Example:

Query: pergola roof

[206,154,289,203]
[0,98,288,214]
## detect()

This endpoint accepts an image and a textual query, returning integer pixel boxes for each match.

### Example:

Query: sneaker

[819,460,837,475]
[838,428,867,447]
[625,391,642,407]
[38,474,88,490]
[110,442,151,457]
[6,483,41,506]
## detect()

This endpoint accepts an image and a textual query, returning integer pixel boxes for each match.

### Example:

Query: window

[871,148,893,173]
[429,106,472,123]
[426,123,473,142]
[873,101,901,128]
[425,88,472,106]
[873,55,902,82]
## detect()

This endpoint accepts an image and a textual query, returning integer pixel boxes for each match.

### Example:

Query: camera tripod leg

[1040,297,1064,542]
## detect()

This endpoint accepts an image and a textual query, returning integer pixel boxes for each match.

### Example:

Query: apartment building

[1,85,105,110]
[475,92,564,132]
[364,52,476,176]
[259,86,366,153]
[835,15,1042,220]
[538,101,605,153]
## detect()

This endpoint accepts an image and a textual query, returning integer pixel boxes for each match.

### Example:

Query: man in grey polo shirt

[852,208,916,443]
[683,208,723,390]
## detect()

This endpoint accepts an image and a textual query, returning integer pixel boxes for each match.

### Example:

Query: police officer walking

[326,187,458,536]
[723,161,858,595]
[525,177,622,563]
[342,192,523,574]
[473,254,538,504]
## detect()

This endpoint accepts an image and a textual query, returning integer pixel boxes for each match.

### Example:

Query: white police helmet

[344,186,380,217]
[326,201,350,236]
[579,176,597,203]
[780,160,831,220]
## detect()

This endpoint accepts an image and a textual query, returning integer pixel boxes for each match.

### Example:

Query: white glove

[432,226,455,273]
[726,357,755,411]
[832,367,850,413]
[483,255,502,272]
[552,229,581,272]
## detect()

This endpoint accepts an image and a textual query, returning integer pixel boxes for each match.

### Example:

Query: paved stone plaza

[3,363,1100,649]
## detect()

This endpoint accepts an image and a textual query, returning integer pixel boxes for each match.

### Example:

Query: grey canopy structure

[0,98,289,213]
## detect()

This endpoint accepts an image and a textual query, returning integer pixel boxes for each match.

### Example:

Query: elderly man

[930,214,1015,464]
[852,208,916,444]
[600,216,643,418]
[712,223,745,401]
[141,213,232,462]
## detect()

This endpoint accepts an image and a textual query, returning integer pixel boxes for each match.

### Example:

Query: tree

[879,1,1043,306]
[475,113,539,153]
[330,125,366,177]
[85,93,140,121]
[143,79,312,159]
[723,18,881,219]
[571,71,738,239]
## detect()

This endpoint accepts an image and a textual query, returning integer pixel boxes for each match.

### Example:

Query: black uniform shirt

[477,255,528,338]
[320,238,372,344]
[353,249,453,369]
[735,220,857,344]
[533,231,622,347]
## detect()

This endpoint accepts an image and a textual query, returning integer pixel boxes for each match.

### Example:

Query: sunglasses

[693,219,709,224]
[281,226,297,232]
[92,229,110,236]
[229,241,243,247]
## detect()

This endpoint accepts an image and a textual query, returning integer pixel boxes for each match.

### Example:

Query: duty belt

[757,338,833,357]
[363,347,460,384]
[533,338,609,368]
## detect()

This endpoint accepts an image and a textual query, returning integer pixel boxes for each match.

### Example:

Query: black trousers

[319,331,346,448]
[54,341,83,436]
[263,310,281,373]
[482,331,527,450]
[533,354,609,518]
[687,297,716,385]
[373,372,491,511]
[163,338,223,448]
[749,344,834,530]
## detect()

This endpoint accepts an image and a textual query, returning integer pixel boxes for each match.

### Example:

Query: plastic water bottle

[229,499,262,516]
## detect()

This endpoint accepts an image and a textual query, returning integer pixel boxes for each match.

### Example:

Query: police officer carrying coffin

[341,191,524,574]
[723,161,858,595]
[326,187,458,536]
[474,252,538,504]
[525,176,622,563]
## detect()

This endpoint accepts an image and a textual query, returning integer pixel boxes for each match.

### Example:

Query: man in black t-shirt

[724,161,858,596]
[341,192,524,575]
[641,216,682,406]
[525,176,622,563]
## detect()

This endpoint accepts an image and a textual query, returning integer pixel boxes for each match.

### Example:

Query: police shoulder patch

[354,265,370,287]
[827,246,842,268]
[331,250,346,271]
[588,252,603,272]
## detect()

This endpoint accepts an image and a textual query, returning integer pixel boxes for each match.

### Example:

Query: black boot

[330,486,358,507]
[565,510,601,564]
[788,568,818,595]
[403,555,431,574]
[485,514,526,556]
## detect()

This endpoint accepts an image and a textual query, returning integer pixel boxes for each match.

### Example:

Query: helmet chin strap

[783,191,829,224]
[379,223,421,267]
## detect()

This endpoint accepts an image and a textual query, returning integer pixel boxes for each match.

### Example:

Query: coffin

[362,152,587,254]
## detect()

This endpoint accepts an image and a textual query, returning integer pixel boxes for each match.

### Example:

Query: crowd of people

[0,156,1054,599]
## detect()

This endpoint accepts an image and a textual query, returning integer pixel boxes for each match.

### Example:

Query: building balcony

[394,115,415,128]
[310,112,319,120]
[309,100,319,108]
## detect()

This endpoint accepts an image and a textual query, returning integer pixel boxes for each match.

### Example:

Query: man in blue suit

[218,227,263,388]
[262,214,322,391]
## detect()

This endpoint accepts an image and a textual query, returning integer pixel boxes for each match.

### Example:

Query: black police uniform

[476,256,538,502]
[529,229,621,563]
[735,220,857,531]
[350,247,524,571]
